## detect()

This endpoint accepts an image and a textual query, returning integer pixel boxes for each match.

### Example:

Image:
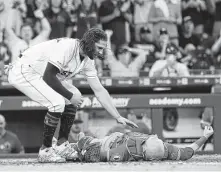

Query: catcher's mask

[80,28,107,60]
[142,135,165,160]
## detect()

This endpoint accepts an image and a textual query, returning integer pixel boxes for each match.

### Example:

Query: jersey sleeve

[48,39,77,72]
[82,59,97,78]
[164,143,194,161]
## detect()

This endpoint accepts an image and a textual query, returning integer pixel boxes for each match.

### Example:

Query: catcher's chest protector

[109,132,150,161]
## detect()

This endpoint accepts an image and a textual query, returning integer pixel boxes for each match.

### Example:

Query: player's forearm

[94,88,121,119]
[188,136,208,152]
[43,73,73,100]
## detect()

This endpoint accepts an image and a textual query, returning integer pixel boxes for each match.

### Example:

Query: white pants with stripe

[8,63,81,113]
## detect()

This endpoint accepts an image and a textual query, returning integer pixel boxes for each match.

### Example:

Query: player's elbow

[180,147,194,161]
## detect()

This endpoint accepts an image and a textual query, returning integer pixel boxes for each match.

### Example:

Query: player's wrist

[196,136,208,146]
[203,135,210,139]
[116,116,121,120]
[68,93,74,101]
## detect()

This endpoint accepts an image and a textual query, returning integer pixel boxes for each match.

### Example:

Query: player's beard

[93,52,104,60]
[85,46,96,60]
[87,49,104,60]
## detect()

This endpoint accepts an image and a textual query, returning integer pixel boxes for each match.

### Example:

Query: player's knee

[64,104,77,114]
[48,97,65,113]
[72,90,83,103]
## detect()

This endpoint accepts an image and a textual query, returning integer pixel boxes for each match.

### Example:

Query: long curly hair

[80,28,107,59]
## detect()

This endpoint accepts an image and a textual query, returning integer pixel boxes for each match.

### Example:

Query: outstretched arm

[164,126,214,161]
[188,126,214,152]
[87,76,138,128]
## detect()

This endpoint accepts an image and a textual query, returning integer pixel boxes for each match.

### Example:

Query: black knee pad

[64,104,77,115]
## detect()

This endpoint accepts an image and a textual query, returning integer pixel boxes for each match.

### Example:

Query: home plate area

[0,154,220,171]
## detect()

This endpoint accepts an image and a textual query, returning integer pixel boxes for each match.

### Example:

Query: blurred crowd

[0,0,221,78]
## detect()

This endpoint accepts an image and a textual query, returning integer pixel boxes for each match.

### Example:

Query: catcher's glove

[83,142,102,162]
[77,136,102,162]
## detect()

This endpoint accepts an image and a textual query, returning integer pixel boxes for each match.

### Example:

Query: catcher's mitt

[77,136,94,151]
[83,142,102,162]
[77,136,102,162]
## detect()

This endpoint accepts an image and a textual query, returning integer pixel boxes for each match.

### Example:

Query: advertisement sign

[80,97,131,108]
[0,94,217,110]
[148,97,202,106]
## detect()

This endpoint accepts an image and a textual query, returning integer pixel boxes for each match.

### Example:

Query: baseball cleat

[54,141,78,161]
[38,147,66,163]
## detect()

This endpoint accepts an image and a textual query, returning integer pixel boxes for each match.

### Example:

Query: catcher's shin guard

[58,104,77,143]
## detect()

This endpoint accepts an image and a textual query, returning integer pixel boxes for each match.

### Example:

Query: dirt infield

[0,154,220,172]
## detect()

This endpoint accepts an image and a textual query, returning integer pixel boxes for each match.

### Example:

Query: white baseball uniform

[8,38,97,112]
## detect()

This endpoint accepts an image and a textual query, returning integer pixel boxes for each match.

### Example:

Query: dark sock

[57,104,77,145]
[42,112,61,148]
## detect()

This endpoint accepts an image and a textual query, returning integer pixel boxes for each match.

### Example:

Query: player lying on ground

[73,126,214,162]
[5,28,137,163]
